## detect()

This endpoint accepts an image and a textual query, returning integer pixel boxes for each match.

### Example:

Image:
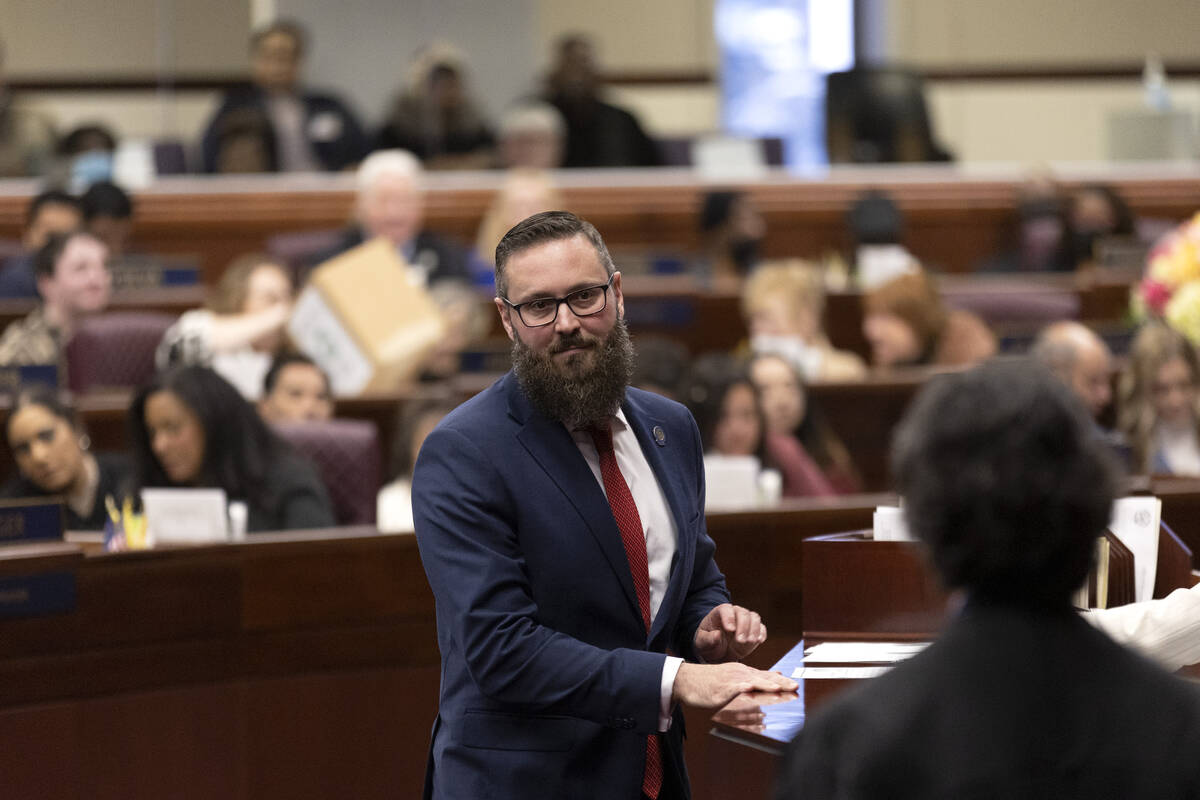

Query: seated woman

[742,259,865,381]
[1118,322,1200,476]
[377,43,495,170]
[748,352,862,494]
[377,397,459,533]
[681,353,833,503]
[1,384,129,530]
[127,365,335,532]
[155,254,293,399]
[862,270,996,369]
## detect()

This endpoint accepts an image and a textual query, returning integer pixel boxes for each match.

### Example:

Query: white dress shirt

[571,408,682,731]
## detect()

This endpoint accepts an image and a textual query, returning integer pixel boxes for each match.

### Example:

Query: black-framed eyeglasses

[501,275,614,327]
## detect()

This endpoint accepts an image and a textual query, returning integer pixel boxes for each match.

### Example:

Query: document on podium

[792,666,892,680]
[803,641,929,664]
[1109,496,1161,603]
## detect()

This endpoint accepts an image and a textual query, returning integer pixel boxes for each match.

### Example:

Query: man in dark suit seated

[775,360,1200,799]
[543,34,661,169]
[308,149,485,287]
[200,19,367,173]
[413,211,795,799]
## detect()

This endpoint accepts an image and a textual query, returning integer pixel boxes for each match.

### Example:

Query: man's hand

[671,662,798,710]
[694,603,767,663]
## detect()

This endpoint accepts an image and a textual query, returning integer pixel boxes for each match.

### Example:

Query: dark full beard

[512,317,636,430]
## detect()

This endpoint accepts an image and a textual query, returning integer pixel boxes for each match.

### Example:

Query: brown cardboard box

[288,237,445,395]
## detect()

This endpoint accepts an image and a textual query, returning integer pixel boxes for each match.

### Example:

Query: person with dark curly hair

[127,365,334,532]
[775,360,1200,799]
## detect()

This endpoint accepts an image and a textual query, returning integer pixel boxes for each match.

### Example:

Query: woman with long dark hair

[1,383,128,529]
[127,365,334,532]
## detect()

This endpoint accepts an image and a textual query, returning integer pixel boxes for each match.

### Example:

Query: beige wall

[5,0,1200,163]
[0,0,248,74]
[882,0,1200,66]
[534,0,716,74]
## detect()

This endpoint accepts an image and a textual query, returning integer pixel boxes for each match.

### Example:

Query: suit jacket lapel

[507,375,644,628]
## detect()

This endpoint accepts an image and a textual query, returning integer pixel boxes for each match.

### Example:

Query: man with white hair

[496,102,565,170]
[310,149,481,287]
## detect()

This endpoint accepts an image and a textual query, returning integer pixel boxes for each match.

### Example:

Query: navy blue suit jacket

[412,372,730,799]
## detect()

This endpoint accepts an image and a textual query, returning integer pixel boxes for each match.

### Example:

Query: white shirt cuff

[658,656,683,732]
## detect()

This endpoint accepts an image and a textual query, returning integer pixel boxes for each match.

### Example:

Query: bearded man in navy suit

[413,211,796,799]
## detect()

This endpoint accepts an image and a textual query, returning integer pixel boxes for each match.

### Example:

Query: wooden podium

[708,523,1197,797]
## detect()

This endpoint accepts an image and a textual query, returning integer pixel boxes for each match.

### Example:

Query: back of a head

[848,190,904,245]
[699,191,739,235]
[864,271,946,350]
[892,360,1117,606]
[1030,321,1104,382]
[80,181,133,222]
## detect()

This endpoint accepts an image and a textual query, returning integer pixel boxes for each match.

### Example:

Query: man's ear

[494,297,515,341]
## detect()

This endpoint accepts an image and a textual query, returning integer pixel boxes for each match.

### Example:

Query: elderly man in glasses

[412,211,795,800]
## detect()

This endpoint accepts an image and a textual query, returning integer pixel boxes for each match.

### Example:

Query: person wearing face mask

[697,190,765,284]
[1,384,129,530]
[155,254,294,400]
[741,259,866,382]
[1118,322,1200,475]
[0,229,111,377]
[128,365,334,532]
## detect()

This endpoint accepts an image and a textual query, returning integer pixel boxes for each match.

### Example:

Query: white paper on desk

[792,666,891,679]
[803,641,929,664]
[141,488,229,546]
[873,506,913,541]
[703,455,761,511]
[1109,496,1161,603]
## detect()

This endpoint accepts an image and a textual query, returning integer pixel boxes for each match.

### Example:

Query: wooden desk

[0,497,910,800]
[0,528,439,800]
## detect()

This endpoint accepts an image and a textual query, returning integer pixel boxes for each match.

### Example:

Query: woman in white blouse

[1119,322,1200,475]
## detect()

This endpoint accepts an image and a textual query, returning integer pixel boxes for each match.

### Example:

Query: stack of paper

[803,641,929,663]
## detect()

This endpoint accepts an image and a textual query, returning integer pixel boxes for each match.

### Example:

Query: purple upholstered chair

[65,311,177,392]
[271,418,382,526]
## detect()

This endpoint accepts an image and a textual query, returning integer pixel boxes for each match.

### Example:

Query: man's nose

[553,301,582,334]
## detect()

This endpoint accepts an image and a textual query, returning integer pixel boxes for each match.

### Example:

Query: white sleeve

[1086,583,1200,671]
[659,656,683,732]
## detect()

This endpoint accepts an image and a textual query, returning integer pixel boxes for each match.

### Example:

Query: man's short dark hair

[80,180,133,221]
[493,210,614,298]
[250,19,308,57]
[891,359,1118,606]
[26,190,81,227]
[262,352,329,396]
[33,229,96,280]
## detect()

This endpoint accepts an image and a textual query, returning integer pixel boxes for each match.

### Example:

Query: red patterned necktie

[590,421,663,799]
